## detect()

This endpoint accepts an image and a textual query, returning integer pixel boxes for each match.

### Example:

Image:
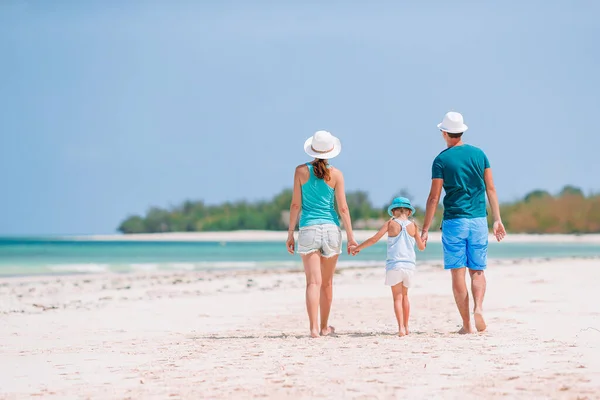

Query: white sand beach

[1,258,599,399]
[76,230,600,244]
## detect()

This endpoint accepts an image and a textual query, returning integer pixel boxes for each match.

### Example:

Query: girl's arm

[352,221,390,255]
[286,166,303,254]
[408,222,426,251]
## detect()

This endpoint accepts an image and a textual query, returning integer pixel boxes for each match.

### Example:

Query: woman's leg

[391,283,406,336]
[319,255,339,335]
[302,252,322,338]
[402,285,410,334]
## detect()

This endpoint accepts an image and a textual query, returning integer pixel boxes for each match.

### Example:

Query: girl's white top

[385,218,416,271]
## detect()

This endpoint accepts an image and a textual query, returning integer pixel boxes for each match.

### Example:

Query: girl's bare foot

[320,326,335,336]
[310,329,319,338]
[474,311,487,332]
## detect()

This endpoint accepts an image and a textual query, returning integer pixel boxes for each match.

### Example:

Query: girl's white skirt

[385,268,415,288]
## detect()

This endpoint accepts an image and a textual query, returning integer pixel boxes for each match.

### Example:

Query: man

[421,111,506,334]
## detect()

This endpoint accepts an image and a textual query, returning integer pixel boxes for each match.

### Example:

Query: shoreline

[67,231,600,244]
[1,255,599,282]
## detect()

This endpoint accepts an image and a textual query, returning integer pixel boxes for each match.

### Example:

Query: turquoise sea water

[1,237,600,277]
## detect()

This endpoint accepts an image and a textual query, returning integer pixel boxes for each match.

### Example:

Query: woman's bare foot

[457,325,474,334]
[320,326,335,336]
[474,311,487,332]
[398,328,407,337]
[310,329,320,338]
[404,326,410,335]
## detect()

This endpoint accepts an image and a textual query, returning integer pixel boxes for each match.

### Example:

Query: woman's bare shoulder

[295,163,309,173]
[294,163,309,182]
[329,166,343,178]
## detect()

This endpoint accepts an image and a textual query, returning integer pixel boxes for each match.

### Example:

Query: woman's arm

[352,221,389,255]
[333,170,357,253]
[408,222,426,251]
[286,166,303,254]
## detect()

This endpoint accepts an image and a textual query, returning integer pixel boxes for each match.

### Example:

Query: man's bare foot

[474,310,487,332]
[320,326,335,336]
[457,325,474,334]
[310,329,319,338]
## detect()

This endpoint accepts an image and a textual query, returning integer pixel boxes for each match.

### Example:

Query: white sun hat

[437,111,468,134]
[304,130,342,159]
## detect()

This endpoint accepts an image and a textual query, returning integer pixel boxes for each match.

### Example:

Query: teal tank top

[299,163,340,228]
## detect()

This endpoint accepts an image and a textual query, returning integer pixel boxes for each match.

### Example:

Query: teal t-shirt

[432,144,490,220]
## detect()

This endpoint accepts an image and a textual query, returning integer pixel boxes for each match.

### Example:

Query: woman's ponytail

[312,159,331,181]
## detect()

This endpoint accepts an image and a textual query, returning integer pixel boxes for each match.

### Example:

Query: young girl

[351,197,425,336]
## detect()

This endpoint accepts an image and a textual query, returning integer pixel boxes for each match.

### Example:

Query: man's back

[432,144,489,220]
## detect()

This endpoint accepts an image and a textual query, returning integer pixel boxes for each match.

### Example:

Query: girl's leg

[391,283,406,336]
[319,255,338,336]
[402,285,410,334]
[302,253,322,338]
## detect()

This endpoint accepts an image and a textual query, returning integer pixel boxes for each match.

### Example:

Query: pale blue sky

[1,1,599,235]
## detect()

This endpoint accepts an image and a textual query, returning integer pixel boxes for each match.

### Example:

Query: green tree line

[118,185,600,234]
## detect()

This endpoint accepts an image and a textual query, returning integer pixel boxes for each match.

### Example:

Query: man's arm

[484,168,506,241]
[423,155,444,245]
[421,179,443,244]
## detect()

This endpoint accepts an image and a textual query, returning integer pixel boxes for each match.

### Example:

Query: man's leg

[469,269,487,332]
[467,217,489,332]
[442,219,471,333]
[451,268,473,334]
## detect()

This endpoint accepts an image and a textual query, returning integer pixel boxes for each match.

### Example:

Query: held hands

[346,238,358,255]
[348,243,361,256]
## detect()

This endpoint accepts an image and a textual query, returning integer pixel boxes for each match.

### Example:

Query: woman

[286,130,357,338]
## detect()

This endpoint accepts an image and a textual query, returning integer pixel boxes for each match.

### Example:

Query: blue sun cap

[387,197,416,217]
